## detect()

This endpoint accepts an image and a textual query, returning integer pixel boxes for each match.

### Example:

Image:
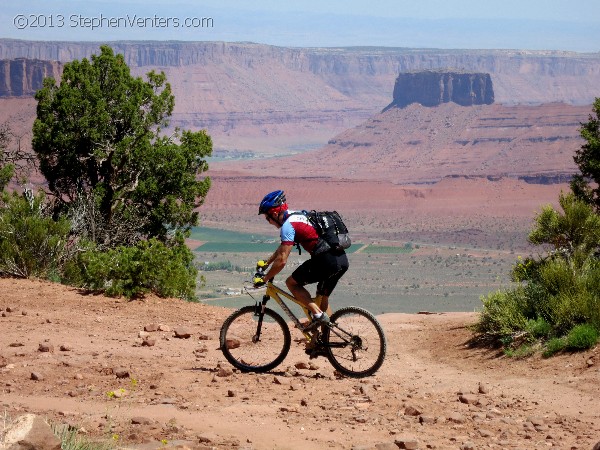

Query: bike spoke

[220,306,291,373]
[324,307,386,378]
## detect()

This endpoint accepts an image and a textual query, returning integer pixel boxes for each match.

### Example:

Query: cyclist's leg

[286,275,319,314]
[287,259,322,315]
[316,251,349,314]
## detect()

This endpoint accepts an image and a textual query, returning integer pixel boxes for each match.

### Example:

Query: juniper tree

[32,45,211,247]
[571,98,600,211]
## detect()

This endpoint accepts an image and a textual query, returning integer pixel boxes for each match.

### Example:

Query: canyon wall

[0,58,61,97]
[1,40,598,156]
[0,40,599,106]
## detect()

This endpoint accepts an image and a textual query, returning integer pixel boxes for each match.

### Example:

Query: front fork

[255,294,314,341]
[251,295,270,342]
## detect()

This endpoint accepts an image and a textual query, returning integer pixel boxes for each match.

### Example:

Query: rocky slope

[219,102,587,185]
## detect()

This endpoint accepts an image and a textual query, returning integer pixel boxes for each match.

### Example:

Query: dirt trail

[1,278,599,449]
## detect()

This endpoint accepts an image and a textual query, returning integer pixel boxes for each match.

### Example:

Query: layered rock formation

[0,40,599,106]
[0,40,598,158]
[228,102,587,185]
[0,58,61,97]
[385,70,494,109]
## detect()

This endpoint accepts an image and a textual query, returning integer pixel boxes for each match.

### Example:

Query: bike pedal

[305,346,327,359]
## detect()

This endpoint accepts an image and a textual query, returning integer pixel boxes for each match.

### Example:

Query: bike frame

[255,281,313,340]
[252,281,355,350]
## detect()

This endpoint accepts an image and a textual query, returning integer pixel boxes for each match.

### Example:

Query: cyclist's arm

[263,243,293,281]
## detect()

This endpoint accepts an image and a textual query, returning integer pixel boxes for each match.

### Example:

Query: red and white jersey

[280,210,319,254]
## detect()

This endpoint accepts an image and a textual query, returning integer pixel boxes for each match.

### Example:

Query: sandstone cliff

[0,58,61,97]
[0,40,599,106]
[1,40,599,158]
[385,70,494,109]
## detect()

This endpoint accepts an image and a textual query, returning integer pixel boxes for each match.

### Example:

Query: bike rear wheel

[323,306,386,378]
[219,305,291,373]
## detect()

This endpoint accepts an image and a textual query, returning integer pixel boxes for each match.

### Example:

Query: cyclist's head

[259,190,288,226]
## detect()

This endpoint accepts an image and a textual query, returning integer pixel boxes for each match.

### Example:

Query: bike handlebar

[254,267,274,287]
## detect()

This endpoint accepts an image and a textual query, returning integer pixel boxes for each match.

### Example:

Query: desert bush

[74,234,197,300]
[33,46,211,245]
[476,193,600,355]
[565,323,599,350]
[543,337,566,358]
[64,191,148,250]
[53,424,116,450]
[525,317,552,339]
[571,97,600,211]
[504,344,537,359]
[474,289,528,337]
[0,190,71,278]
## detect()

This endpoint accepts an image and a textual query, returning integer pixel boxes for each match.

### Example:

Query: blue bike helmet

[258,190,287,215]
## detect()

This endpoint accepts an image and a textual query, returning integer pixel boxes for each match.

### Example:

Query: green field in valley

[190,226,362,253]
[190,226,518,314]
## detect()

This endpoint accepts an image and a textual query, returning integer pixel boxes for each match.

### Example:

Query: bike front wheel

[219,305,291,373]
[323,306,386,378]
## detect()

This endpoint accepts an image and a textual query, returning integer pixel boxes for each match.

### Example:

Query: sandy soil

[1,278,599,450]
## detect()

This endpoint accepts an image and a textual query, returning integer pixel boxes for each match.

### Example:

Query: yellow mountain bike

[219,268,386,378]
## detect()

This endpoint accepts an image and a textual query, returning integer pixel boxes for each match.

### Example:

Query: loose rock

[459,394,479,405]
[447,412,466,423]
[114,368,130,378]
[394,437,419,449]
[404,405,421,416]
[131,416,153,425]
[142,337,156,347]
[217,366,233,377]
[174,328,192,339]
[2,414,61,450]
[38,343,54,352]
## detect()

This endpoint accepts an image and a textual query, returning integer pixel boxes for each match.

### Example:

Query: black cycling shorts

[291,250,349,297]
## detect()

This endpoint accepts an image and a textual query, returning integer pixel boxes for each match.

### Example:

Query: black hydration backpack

[301,210,352,255]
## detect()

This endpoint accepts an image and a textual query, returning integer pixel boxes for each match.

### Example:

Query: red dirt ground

[1,278,598,449]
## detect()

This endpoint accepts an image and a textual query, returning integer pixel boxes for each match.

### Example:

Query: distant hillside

[221,102,587,185]
[0,40,598,155]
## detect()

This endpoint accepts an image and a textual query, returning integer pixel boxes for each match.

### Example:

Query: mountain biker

[256,190,349,330]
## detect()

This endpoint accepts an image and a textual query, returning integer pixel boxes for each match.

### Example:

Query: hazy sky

[2,0,599,52]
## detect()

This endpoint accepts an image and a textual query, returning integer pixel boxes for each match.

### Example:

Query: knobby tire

[323,306,386,378]
[219,305,291,373]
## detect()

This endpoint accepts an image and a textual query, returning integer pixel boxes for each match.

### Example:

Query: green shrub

[511,256,538,282]
[504,344,536,359]
[0,191,71,278]
[565,324,599,350]
[75,235,198,300]
[526,317,552,339]
[52,422,115,450]
[581,263,600,329]
[475,289,528,336]
[543,337,566,358]
[476,114,600,357]
[537,257,576,297]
